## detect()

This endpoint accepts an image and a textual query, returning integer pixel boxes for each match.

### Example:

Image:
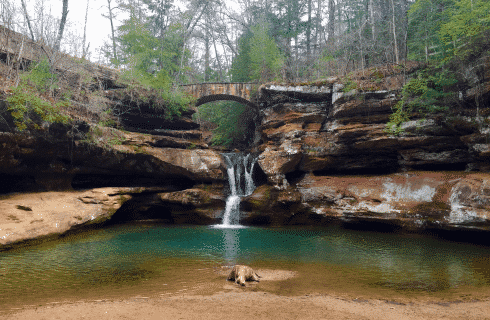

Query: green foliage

[21,59,58,93]
[117,11,189,81]
[195,101,254,147]
[107,136,126,146]
[439,0,490,58]
[407,0,454,62]
[230,30,253,82]
[248,23,284,82]
[159,88,192,120]
[386,69,457,135]
[231,23,284,82]
[440,0,490,42]
[119,69,193,121]
[115,12,193,121]
[408,0,490,63]
[6,86,69,131]
[342,78,357,92]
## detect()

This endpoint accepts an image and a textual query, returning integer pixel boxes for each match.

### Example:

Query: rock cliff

[2,53,490,249]
[248,61,490,231]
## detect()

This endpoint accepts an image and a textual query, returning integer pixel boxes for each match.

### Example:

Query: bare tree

[326,0,335,45]
[82,0,90,58]
[20,0,36,41]
[54,0,69,51]
[101,0,119,63]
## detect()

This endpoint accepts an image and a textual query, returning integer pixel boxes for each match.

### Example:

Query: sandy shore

[3,290,490,320]
[2,268,490,320]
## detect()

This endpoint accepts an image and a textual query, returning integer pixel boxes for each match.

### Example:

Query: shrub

[386,68,457,135]
[6,86,70,131]
[194,100,255,148]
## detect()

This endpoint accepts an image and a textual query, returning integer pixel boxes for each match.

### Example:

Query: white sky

[22,0,118,62]
[20,0,240,64]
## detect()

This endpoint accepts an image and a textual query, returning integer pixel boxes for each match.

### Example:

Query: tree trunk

[390,0,399,64]
[306,0,312,61]
[327,0,335,45]
[213,34,223,82]
[20,0,35,41]
[82,0,90,58]
[54,0,69,51]
[369,0,375,41]
[401,0,408,61]
[204,16,211,82]
[314,0,322,55]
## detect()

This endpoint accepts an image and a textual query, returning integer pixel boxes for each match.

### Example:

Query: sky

[20,0,240,64]
[23,0,116,62]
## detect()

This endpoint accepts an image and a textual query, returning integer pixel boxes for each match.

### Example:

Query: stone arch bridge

[180,82,257,108]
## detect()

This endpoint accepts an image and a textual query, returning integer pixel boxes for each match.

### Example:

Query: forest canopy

[1,0,489,146]
[2,0,489,84]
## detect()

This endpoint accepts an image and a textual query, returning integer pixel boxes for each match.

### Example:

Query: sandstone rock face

[241,172,490,230]
[256,65,490,187]
[110,184,226,225]
[0,188,131,248]
[251,64,490,229]
[0,126,225,193]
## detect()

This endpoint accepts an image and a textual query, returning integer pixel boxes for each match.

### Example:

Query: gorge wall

[242,61,490,231]
[2,58,490,249]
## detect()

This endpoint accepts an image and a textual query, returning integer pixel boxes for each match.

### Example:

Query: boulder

[0,188,131,248]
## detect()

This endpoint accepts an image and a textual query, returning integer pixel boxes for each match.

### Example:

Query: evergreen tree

[407,0,454,62]
[230,30,253,82]
[439,0,490,58]
[248,23,285,82]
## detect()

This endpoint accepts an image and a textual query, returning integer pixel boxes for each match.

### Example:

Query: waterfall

[215,153,257,228]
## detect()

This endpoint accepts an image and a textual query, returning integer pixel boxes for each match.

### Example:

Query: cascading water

[215,153,257,228]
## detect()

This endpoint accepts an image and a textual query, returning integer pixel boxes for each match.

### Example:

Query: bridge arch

[180,82,258,109]
[195,94,257,108]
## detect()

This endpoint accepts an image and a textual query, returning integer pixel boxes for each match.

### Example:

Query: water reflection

[221,228,240,262]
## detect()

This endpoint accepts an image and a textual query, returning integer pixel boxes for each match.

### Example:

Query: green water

[1,224,490,307]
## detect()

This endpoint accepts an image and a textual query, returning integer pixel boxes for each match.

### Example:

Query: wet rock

[158,188,225,208]
[257,143,302,188]
[447,178,490,226]
[242,171,490,230]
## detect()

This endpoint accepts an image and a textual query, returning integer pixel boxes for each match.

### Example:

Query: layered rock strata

[241,172,490,230]
[252,63,490,230]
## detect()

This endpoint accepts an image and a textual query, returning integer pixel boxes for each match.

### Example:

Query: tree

[230,30,253,82]
[248,22,284,82]
[20,0,36,41]
[101,0,120,64]
[439,0,490,57]
[82,0,90,59]
[408,0,454,62]
[54,0,69,51]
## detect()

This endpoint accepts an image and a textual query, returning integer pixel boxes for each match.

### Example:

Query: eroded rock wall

[252,64,490,230]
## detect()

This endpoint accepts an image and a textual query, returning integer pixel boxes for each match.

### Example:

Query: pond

[1,223,490,310]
